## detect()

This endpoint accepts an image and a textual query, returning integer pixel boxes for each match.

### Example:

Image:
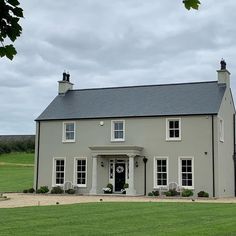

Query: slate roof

[36,81,226,121]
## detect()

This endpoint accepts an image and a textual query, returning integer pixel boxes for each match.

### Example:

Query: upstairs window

[219,118,224,142]
[166,118,181,141]
[111,120,125,141]
[63,122,75,142]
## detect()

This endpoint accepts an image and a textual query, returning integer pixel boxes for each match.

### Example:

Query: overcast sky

[1,0,236,134]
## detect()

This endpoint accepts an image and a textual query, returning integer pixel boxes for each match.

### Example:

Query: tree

[183,0,201,10]
[0,0,23,60]
[0,0,200,61]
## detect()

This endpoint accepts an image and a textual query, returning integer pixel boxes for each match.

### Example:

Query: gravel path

[0,193,236,208]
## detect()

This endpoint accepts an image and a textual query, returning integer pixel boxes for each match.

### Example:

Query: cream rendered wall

[35,115,216,196]
[217,88,235,197]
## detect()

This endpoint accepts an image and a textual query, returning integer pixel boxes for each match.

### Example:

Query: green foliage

[36,186,49,194]
[198,191,209,198]
[182,189,194,197]
[51,186,64,194]
[0,0,23,60]
[148,192,154,196]
[65,189,76,194]
[123,183,129,189]
[152,190,159,196]
[0,139,35,155]
[23,189,28,193]
[183,0,201,10]
[165,189,179,196]
[106,183,113,192]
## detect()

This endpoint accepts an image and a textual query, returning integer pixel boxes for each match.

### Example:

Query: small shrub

[164,189,178,197]
[106,183,113,192]
[198,191,209,198]
[65,189,76,194]
[23,189,28,193]
[123,183,129,189]
[148,192,154,196]
[36,186,49,194]
[182,189,194,197]
[51,186,64,194]
[152,190,159,196]
[28,188,35,193]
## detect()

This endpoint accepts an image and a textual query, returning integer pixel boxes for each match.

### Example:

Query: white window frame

[153,156,169,189]
[219,117,224,142]
[52,157,66,187]
[74,157,87,187]
[178,156,194,189]
[111,120,125,142]
[166,118,181,141]
[62,121,76,143]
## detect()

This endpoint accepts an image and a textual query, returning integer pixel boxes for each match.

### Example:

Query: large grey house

[35,60,236,197]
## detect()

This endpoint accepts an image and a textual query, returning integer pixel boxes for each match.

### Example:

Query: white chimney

[217,59,230,88]
[58,72,74,95]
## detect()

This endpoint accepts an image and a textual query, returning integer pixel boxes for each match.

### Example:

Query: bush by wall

[182,189,194,197]
[197,191,209,198]
[36,186,49,194]
[51,186,64,194]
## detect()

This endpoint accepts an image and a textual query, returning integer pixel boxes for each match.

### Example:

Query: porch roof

[89,145,143,156]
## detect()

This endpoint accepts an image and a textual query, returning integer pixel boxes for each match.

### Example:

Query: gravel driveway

[0,193,236,208]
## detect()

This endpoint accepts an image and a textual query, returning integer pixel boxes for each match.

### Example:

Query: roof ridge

[70,81,217,92]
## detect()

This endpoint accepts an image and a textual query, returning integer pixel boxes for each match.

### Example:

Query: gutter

[211,115,215,197]
[36,121,40,190]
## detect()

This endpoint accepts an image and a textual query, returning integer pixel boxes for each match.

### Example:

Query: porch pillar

[89,155,98,195]
[127,154,136,195]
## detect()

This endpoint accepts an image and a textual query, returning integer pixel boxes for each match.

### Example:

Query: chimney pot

[220,59,226,70]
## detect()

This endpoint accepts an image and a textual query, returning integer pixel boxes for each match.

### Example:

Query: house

[34,60,236,197]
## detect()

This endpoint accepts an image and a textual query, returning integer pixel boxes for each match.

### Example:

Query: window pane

[187,160,192,166]
[174,121,179,128]
[66,123,74,131]
[66,132,74,140]
[169,121,174,128]
[169,130,174,137]
[175,130,179,137]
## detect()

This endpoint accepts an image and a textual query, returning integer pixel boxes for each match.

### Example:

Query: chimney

[217,59,230,87]
[58,72,74,95]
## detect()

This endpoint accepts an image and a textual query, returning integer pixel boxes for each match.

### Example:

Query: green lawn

[0,202,236,235]
[0,152,34,192]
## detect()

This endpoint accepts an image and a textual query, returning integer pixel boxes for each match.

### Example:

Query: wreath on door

[116,165,124,173]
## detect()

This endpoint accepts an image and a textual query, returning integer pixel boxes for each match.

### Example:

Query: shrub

[51,186,64,194]
[123,183,129,189]
[164,189,178,197]
[148,192,154,196]
[36,186,49,194]
[106,183,113,192]
[182,189,194,197]
[198,191,209,198]
[152,190,159,196]
[23,189,28,193]
[65,189,76,194]
[28,188,35,193]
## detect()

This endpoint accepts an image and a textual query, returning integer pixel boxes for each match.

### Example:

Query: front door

[115,163,126,192]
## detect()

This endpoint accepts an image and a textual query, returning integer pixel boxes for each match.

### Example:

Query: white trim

[73,157,87,187]
[153,156,169,189]
[62,121,76,143]
[52,157,66,187]
[178,156,194,189]
[166,118,181,141]
[219,117,224,142]
[111,120,125,142]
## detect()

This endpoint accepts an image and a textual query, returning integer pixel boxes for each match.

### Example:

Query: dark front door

[115,163,126,192]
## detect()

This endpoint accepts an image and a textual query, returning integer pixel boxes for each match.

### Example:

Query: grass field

[0,202,236,235]
[0,152,34,192]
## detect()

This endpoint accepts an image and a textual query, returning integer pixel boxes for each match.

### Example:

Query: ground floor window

[179,157,194,189]
[154,157,168,188]
[54,158,65,185]
[75,158,87,187]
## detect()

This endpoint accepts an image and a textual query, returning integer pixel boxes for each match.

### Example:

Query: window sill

[75,185,87,188]
[111,139,125,142]
[166,138,181,142]
[62,140,76,143]
[180,186,194,190]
